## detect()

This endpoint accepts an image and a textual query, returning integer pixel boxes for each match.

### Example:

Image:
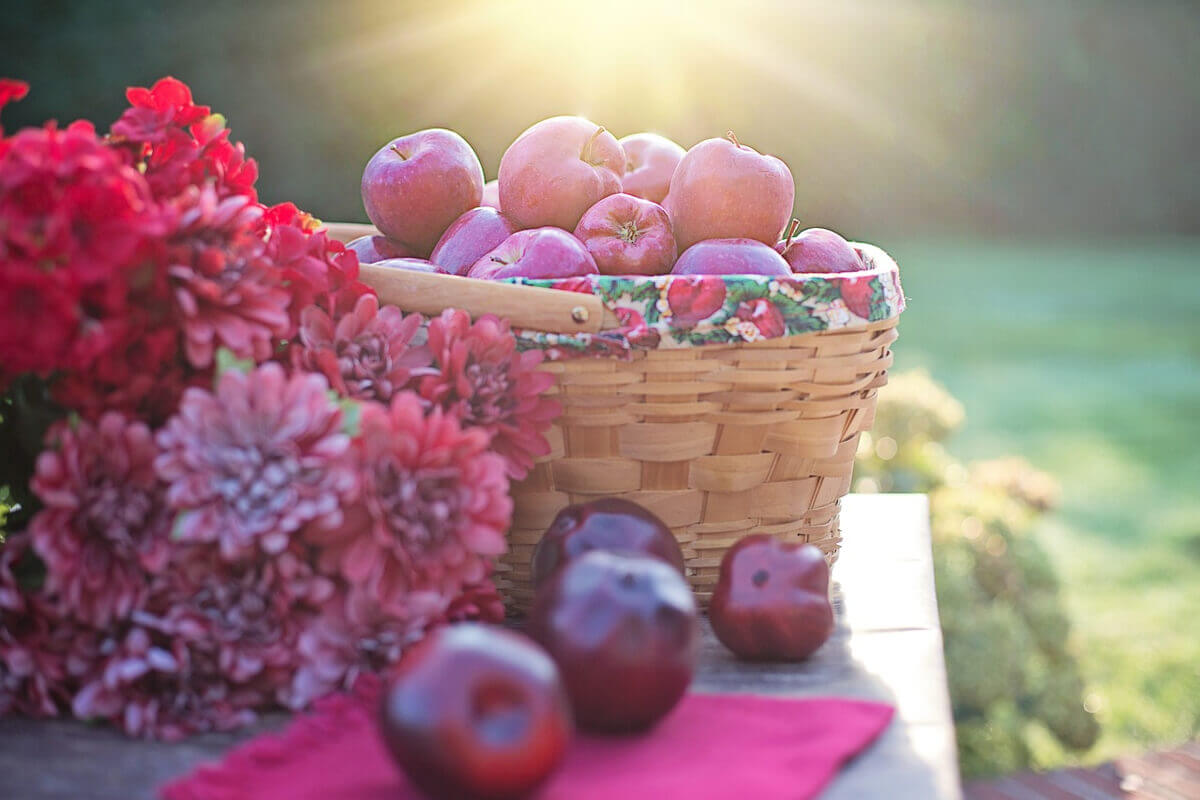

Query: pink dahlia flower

[419,310,559,480]
[156,362,356,560]
[307,393,511,615]
[293,293,431,403]
[28,413,171,627]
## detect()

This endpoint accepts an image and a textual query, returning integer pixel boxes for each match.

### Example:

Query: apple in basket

[344,234,415,264]
[370,257,448,274]
[481,178,501,210]
[776,222,865,274]
[380,624,572,800]
[668,132,795,252]
[618,132,686,205]
[573,193,677,276]
[529,550,698,733]
[530,497,686,590]
[498,115,625,231]
[708,535,835,661]
[431,206,519,276]
[467,227,599,280]
[361,128,484,257]
[672,238,792,276]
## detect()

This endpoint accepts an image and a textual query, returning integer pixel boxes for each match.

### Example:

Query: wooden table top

[0,493,960,800]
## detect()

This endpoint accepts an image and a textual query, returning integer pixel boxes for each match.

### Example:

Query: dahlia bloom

[294,293,431,403]
[419,310,559,479]
[156,363,356,560]
[439,567,507,625]
[307,392,511,615]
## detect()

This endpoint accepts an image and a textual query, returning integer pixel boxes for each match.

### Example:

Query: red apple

[531,497,685,590]
[481,179,501,210]
[529,550,697,733]
[498,116,624,231]
[361,129,484,256]
[573,193,676,276]
[345,234,415,264]
[776,222,864,274]
[672,238,791,276]
[431,207,519,276]
[372,257,449,274]
[619,132,685,204]
[668,132,794,252]
[380,623,572,800]
[708,535,834,661]
[467,227,599,280]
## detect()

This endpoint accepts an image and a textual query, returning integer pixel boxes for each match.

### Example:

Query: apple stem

[726,130,741,149]
[581,127,606,164]
[389,144,408,161]
[783,218,802,244]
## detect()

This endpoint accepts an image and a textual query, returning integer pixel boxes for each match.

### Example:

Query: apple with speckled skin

[431,207,519,276]
[467,227,599,280]
[619,132,685,204]
[672,238,791,276]
[573,193,676,276]
[481,179,501,210]
[668,132,794,252]
[776,223,864,274]
[498,116,624,231]
[345,235,415,264]
[361,129,484,256]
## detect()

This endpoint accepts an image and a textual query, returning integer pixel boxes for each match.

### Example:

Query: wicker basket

[326,223,901,610]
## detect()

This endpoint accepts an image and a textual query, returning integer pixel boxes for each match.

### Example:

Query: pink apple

[619,132,685,204]
[573,193,676,276]
[361,129,484,256]
[371,257,448,274]
[345,235,415,264]
[467,227,599,280]
[498,116,624,231]
[481,179,501,210]
[430,207,519,276]
[668,132,794,252]
[776,224,864,274]
[672,238,791,276]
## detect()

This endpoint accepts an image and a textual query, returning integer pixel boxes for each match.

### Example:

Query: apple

[573,193,676,276]
[671,238,791,276]
[467,227,599,281]
[431,207,519,276]
[530,497,685,590]
[776,222,864,274]
[361,129,484,256]
[498,116,624,231]
[619,132,685,204]
[345,234,415,264]
[708,534,834,661]
[668,132,794,252]
[528,550,698,733]
[379,623,572,800]
[481,179,501,210]
[370,257,448,274]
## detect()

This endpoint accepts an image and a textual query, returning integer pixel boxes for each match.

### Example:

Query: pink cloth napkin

[162,677,893,800]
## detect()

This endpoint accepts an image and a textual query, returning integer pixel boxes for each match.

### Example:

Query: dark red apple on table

[498,116,624,231]
[345,234,415,264]
[379,623,572,800]
[528,550,698,733]
[530,497,685,590]
[370,257,448,274]
[709,534,834,661]
[467,227,599,280]
[776,222,864,274]
[619,132,685,204]
[671,238,791,276]
[668,132,795,252]
[573,193,677,276]
[361,128,484,257]
[431,207,519,276]
[481,179,501,210]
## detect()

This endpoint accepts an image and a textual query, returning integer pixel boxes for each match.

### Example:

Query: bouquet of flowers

[0,77,558,739]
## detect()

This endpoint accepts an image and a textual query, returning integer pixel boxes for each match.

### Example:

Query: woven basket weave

[326,222,900,610]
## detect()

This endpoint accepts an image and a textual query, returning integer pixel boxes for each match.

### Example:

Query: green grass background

[889,237,1200,762]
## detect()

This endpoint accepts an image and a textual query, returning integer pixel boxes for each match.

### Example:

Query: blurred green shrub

[855,369,1098,778]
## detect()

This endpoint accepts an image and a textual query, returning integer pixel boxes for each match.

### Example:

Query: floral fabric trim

[505,246,904,360]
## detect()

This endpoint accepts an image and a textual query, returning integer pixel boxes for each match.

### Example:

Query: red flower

[735,298,787,339]
[666,276,727,327]
[293,293,431,403]
[0,78,29,136]
[840,275,876,319]
[111,77,209,145]
[28,413,171,627]
[419,310,559,479]
[439,568,507,625]
[306,393,511,617]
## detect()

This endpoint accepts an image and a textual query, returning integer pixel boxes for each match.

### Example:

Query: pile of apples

[352,116,867,282]
[379,498,836,800]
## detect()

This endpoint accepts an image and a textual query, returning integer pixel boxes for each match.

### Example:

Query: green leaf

[215,348,254,380]
[339,398,362,437]
[170,511,192,541]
